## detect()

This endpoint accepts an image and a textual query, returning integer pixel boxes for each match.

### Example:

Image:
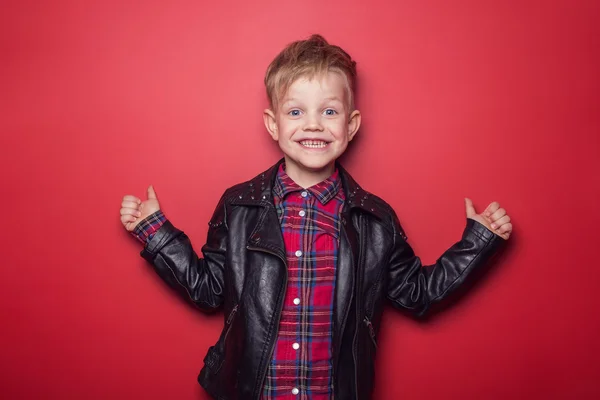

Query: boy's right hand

[120,185,161,232]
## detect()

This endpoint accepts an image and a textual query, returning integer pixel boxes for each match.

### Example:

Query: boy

[119,34,512,400]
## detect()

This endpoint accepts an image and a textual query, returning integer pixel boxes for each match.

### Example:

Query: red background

[2,0,599,398]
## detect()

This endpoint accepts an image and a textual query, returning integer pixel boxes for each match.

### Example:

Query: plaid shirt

[131,164,345,399]
[131,209,166,244]
[261,164,344,400]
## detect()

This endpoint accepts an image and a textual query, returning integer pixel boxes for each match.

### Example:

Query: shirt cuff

[131,210,167,245]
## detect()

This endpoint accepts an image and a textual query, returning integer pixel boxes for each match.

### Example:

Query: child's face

[264,71,361,180]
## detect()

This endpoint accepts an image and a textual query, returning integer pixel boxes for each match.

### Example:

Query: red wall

[2,0,599,398]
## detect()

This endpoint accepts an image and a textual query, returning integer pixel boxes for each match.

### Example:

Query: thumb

[147,185,157,200]
[464,197,477,218]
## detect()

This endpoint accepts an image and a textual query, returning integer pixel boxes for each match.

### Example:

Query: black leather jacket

[139,158,504,399]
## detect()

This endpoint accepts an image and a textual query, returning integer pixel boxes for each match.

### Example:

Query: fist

[120,185,161,232]
[464,198,512,240]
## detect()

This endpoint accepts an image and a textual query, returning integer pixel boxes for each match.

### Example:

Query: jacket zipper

[246,244,288,399]
[227,304,239,325]
[223,304,239,343]
[212,303,239,374]
[363,316,377,349]
[363,272,382,346]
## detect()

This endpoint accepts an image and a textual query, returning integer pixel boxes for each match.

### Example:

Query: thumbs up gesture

[120,185,161,232]
[464,198,512,240]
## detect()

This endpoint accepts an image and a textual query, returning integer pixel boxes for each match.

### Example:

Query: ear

[263,108,279,140]
[347,109,361,142]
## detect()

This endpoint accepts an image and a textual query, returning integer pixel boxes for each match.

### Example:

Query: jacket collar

[229,158,387,220]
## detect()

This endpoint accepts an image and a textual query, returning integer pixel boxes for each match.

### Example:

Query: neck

[283,157,335,189]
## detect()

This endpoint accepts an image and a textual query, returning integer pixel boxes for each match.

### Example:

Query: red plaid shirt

[261,164,344,400]
[131,209,166,244]
[131,164,345,399]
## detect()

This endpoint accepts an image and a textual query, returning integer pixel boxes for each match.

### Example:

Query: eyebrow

[282,96,343,106]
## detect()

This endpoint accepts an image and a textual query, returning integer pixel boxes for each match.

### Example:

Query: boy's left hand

[465,198,512,240]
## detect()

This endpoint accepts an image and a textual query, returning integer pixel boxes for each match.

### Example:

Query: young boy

[119,34,512,400]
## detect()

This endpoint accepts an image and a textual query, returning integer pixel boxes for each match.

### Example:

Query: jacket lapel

[334,206,358,342]
[230,159,287,263]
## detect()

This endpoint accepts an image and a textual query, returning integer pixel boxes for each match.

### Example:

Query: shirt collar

[273,163,342,205]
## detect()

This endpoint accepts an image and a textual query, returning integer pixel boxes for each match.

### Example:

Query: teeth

[300,140,328,148]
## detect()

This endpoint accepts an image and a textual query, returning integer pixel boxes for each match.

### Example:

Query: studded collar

[229,158,388,221]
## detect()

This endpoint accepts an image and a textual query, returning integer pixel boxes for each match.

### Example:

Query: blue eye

[324,109,337,116]
[289,109,301,116]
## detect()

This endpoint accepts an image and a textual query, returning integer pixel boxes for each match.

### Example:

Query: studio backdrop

[1,0,599,399]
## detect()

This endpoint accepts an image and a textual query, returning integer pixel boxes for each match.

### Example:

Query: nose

[303,112,324,132]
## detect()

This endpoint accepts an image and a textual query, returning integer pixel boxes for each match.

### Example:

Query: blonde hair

[264,34,357,112]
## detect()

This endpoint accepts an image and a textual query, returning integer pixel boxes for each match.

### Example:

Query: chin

[281,144,343,172]
[296,156,337,171]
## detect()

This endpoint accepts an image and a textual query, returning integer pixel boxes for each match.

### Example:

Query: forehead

[282,71,347,103]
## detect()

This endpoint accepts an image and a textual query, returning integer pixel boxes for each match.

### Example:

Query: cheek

[329,120,349,139]
[278,120,300,137]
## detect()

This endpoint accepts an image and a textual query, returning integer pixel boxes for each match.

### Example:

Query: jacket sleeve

[386,210,505,317]
[139,194,228,312]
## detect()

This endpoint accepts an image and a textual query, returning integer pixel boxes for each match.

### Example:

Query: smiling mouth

[299,139,330,149]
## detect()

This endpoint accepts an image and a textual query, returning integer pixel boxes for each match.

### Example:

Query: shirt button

[293,298,301,305]
[299,210,306,217]
[292,342,300,350]
[292,388,299,395]
[301,191,308,198]
[295,250,302,257]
